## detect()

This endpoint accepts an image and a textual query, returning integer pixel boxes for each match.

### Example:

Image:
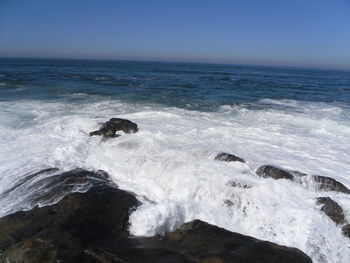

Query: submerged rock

[90,118,138,138]
[312,176,350,194]
[342,224,350,239]
[0,168,59,197]
[316,197,346,225]
[214,152,245,163]
[0,168,114,210]
[226,180,252,189]
[255,165,350,195]
[256,165,294,180]
[315,197,350,240]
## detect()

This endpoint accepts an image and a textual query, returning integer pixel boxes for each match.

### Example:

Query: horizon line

[1,55,349,72]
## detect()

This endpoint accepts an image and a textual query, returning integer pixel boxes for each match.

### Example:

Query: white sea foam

[0,98,349,262]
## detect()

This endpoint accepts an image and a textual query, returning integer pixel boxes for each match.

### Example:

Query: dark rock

[0,170,312,263]
[83,220,312,263]
[224,199,235,207]
[90,118,138,138]
[289,170,308,177]
[255,166,350,194]
[256,165,294,180]
[226,180,252,189]
[162,220,312,263]
[312,176,350,194]
[0,170,138,263]
[342,224,350,239]
[0,168,59,197]
[84,238,195,263]
[214,152,245,163]
[0,168,114,210]
[316,197,346,225]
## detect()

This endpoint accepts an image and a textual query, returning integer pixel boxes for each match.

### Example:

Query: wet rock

[214,152,245,163]
[0,170,138,263]
[162,220,312,263]
[312,176,350,194]
[0,170,312,263]
[0,168,114,211]
[256,165,294,180]
[255,166,350,195]
[342,224,350,239]
[226,180,252,189]
[90,118,138,138]
[0,168,59,197]
[316,197,346,225]
[289,170,308,177]
[224,199,235,207]
[83,220,312,263]
[84,238,195,263]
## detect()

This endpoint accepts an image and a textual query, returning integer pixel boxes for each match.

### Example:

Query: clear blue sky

[1,0,349,69]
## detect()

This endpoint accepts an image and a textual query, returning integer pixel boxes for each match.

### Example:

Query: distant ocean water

[0,58,350,262]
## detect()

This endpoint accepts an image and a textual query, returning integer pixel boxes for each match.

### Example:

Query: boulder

[312,176,350,194]
[255,166,350,195]
[256,165,294,180]
[316,197,346,225]
[0,170,138,263]
[0,170,312,263]
[83,220,312,263]
[214,152,245,163]
[162,220,312,263]
[90,118,138,138]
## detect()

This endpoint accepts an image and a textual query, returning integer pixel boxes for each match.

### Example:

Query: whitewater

[0,95,349,262]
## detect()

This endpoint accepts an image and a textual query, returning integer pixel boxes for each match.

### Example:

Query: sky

[0,0,350,69]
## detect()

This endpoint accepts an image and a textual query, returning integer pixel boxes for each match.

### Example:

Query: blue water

[1,58,349,110]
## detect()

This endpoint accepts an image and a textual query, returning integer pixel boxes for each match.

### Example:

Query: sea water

[0,58,349,262]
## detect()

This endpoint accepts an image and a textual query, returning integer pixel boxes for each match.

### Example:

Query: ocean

[0,58,349,262]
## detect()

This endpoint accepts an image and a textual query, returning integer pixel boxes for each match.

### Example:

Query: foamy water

[0,97,349,263]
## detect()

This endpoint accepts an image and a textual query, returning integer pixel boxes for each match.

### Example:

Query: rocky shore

[1,117,349,262]
[0,169,311,263]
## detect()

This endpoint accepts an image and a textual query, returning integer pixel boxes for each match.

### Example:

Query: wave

[0,98,349,262]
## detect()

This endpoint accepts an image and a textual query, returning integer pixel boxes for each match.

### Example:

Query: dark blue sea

[1,58,350,262]
[1,58,349,110]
